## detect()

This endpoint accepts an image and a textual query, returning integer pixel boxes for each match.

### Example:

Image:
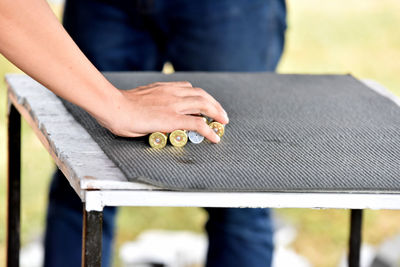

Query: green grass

[1,1,400,267]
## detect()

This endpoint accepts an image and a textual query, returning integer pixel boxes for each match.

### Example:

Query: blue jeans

[44,0,286,266]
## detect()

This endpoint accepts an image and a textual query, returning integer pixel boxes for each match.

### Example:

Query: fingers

[175,87,228,124]
[137,82,228,124]
[196,89,229,124]
[142,81,193,89]
[176,95,229,125]
[175,115,221,143]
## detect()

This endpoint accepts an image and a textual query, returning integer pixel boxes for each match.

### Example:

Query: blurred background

[1,0,399,266]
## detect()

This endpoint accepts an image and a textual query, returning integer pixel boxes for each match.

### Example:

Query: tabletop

[6,73,400,212]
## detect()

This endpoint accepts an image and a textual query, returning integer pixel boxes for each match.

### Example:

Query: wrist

[85,82,125,128]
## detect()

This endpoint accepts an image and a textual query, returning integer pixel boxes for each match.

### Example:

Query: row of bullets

[148,119,225,149]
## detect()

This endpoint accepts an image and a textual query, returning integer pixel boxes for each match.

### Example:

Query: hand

[95,81,229,143]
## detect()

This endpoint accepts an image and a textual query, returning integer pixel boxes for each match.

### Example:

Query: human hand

[95,81,229,143]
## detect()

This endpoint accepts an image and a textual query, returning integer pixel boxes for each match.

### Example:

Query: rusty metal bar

[82,205,103,267]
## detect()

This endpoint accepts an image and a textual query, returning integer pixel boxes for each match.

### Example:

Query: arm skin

[0,0,228,142]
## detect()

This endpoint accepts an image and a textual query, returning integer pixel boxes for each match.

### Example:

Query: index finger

[181,87,229,124]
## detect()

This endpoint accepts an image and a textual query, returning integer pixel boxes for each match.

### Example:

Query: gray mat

[62,72,400,192]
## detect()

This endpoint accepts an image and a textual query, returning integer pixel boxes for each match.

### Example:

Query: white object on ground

[338,244,376,267]
[20,239,44,267]
[272,223,312,267]
[120,220,312,267]
[120,230,207,267]
[371,234,400,267]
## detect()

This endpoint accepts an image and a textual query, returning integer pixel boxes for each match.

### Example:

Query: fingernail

[215,135,221,143]
[224,113,229,123]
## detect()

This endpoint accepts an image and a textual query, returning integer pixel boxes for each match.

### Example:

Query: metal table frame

[5,74,400,267]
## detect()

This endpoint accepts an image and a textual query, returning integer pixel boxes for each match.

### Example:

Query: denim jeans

[44,0,286,266]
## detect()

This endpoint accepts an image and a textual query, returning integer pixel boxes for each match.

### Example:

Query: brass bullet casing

[149,132,168,149]
[209,121,225,138]
[169,130,188,147]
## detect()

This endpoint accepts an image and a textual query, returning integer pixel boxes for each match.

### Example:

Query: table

[6,73,400,267]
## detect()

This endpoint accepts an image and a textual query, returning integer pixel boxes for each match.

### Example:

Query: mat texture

[62,72,400,192]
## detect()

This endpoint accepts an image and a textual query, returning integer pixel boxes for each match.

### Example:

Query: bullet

[188,130,205,144]
[208,121,225,138]
[148,132,168,149]
[169,130,188,147]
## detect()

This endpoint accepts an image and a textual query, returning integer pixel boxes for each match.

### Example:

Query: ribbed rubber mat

[62,72,400,192]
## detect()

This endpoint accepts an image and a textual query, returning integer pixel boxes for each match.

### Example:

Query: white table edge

[85,190,400,211]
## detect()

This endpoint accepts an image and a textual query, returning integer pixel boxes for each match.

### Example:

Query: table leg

[348,209,363,267]
[82,204,103,267]
[7,104,21,267]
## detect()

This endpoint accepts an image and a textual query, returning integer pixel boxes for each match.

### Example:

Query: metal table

[5,74,400,267]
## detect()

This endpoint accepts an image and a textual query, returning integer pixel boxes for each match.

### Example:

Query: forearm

[0,0,228,142]
[0,0,121,122]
